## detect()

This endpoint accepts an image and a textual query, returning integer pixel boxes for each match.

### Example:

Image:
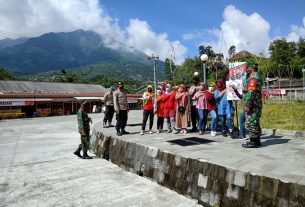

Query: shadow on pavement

[262,138,290,147]
[261,134,283,139]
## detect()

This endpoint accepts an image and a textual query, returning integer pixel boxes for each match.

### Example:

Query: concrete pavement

[0,114,200,207]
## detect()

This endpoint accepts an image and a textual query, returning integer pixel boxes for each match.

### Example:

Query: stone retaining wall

[90,129,305,207]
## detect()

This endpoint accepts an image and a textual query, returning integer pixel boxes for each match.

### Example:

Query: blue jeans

[197,109,208,131]
[239,109,246,136]
[219,113,233,132]
[208,110,217,132]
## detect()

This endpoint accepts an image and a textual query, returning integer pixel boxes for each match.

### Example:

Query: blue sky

[1,0,304,64]
[100,0,305,59]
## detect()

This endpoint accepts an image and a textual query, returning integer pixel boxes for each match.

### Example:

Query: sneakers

[166,130,172,133]
[211,131,216,137]
[140,130,144,135]
[198,131,203,135]
[103,120,108,128]
[149,130,154,134]
[172,130,179,134]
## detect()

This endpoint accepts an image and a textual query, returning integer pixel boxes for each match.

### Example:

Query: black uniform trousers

[116,110,128,131]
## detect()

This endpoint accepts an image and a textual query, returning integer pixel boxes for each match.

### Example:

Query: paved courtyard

[96,110,305,185]
[0,114,200,207]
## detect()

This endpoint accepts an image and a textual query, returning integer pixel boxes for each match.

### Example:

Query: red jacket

[206,91,217,110]
[161,91,177,110]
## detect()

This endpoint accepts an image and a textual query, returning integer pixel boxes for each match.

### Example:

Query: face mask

[209,87,214,91]
[118,86,123,89]
[148,88,153,93]
[166,88,171,92]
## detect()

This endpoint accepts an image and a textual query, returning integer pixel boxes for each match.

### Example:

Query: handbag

[178,105,186,113]
[178,94,186,113]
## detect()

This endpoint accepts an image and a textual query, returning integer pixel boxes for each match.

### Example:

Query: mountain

[0,30,165,81]
[0,38,28,49]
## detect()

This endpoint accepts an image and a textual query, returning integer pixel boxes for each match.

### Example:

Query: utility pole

[302,65,305,102]
[169,41,175,81]
[147,54,159,95]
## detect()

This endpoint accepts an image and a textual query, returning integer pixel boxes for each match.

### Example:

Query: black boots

[117,129,122,136]
[116,129,129,136]
[82,152,92,159]
[242,138,262,148]
[121,130,130,134]
[74,146,82,158]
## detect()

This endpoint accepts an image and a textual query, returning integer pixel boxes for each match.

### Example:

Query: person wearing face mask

[113,81,129,136]
[161,84,178,133]
[155,87,164,133]
[175,84,190,134]
[206,82,217,136]
[140,85,155,135]
[189,76,200,132]
[194,82,208,135]
[103,86,115,128]
[214,79,234,138]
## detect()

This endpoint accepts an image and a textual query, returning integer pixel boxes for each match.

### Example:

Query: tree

[163,58,175,80]
[0,68,15,80]
[228,45,236,59]
[297,38,305,58]
[269,38,297,67]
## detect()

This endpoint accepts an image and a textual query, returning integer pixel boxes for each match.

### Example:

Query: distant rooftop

[230,50,258,61]
[0,80,107,94]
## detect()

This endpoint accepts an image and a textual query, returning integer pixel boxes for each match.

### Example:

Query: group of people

[140,79,233,137]
[74,62,263,159]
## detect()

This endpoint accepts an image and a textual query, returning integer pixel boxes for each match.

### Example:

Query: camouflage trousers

[79,130,90,153]
[246,113,261,139]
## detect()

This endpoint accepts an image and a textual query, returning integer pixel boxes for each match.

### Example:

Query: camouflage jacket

[77,107,91,132]
[244,72,263,116]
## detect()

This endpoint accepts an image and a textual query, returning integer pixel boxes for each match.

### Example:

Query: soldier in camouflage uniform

[74,101,93,159]
[242,63,263,148]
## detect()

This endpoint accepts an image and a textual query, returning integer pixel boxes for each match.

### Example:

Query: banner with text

[227,62,246,100]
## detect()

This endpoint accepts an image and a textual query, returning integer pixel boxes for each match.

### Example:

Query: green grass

[235,102,305,131]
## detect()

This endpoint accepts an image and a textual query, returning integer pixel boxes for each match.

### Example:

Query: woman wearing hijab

[214,80,234,137]
[155,87,165,133]
[140,85,155,135]
[161,84,178,133]
[194,82,208,135]
[175,84,189,134]
[206,82,217,136]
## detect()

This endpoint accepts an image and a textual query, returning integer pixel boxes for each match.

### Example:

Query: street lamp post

[147,54,159,95]
[266,77,270,104]
[200,54,208,83]
[302,65,305,101]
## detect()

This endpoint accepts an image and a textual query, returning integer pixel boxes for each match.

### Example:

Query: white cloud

[202,5,271,57]
[125,19,187,64]
[182,31,204,41]
[0,0,187,64]
[287,17,305,41]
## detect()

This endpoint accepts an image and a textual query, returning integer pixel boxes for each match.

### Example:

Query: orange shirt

[156,94,164,117]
